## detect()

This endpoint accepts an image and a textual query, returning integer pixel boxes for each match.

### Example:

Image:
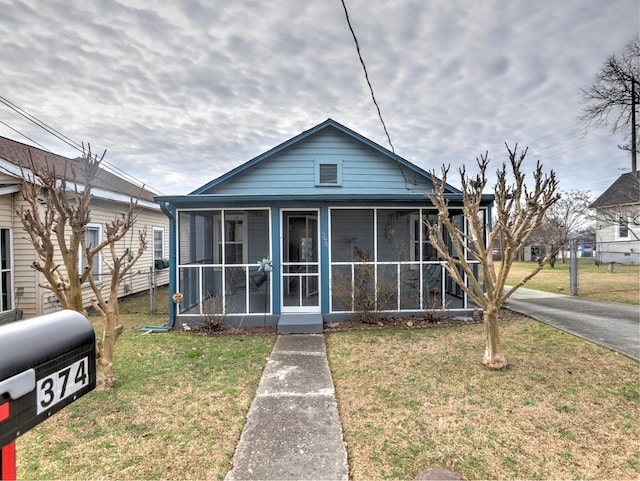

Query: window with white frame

[153,227,165,266]
[409,213,439,261]
[80,224,102,278]
[618,215,630,239]
[214,213,247,264]
[0,228,12,312]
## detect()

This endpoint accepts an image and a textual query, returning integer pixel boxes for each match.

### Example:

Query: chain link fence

[45,267,171,316]
[569,240,640,303]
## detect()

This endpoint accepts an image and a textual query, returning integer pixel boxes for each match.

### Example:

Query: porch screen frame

[328,206,484,314]
[175,207,272,317]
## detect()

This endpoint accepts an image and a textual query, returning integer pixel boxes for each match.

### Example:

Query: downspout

[140,201,176,333]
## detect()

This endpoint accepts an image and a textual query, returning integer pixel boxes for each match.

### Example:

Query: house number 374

[36,357,90,414]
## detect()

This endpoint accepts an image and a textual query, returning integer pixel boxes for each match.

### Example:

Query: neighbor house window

[0,228,12,312]
[619,215,629,239]
[153,227,165,266]
[315,160,342,186]
[80,224,102,278]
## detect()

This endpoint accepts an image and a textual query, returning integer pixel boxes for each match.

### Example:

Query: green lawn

[13,293,640,480]
[17,313,275,480]
[506,261,639,304]
[328,318,640,480]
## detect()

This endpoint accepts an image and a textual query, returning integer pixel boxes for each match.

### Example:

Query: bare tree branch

[428,145,560,369]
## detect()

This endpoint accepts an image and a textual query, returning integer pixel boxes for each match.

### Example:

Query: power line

[0,95,84,152]
[0,119,51,152]
[339,0,415,188]
[0,95,164,194]
[340,0,395,155]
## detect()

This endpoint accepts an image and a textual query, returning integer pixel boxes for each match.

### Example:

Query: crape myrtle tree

[428,144,560,369]
[17,145,147,389]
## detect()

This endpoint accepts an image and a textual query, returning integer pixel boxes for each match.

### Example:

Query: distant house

[590,171,640,265]
[0,136,169,319]
[156,119,494,333]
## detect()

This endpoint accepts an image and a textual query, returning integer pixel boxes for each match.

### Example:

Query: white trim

[153,227,165,265]
[80,223,103,277]
[0,185,20,196]
[0,158,159,210]
[0,228,13,312]
[617,215,631,240]
[280,209,321,314]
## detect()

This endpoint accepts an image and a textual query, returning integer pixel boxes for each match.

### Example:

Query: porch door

[281,210,320,313]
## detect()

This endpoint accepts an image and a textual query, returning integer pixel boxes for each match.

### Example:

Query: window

[315,160,342,186]
[214,213,247,264]
[619,215,629,239]
[80,224,102,278]
[153,227,165,267]
[410,213,438,261]
[0,228,12,312]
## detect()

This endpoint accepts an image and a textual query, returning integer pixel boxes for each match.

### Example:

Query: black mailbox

[0,310,96,448]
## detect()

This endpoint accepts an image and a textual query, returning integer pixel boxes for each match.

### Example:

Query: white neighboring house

[0,136,169,320]
[590,171,640,265]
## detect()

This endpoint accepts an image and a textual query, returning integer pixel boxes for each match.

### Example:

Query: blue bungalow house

[155,119,493,333]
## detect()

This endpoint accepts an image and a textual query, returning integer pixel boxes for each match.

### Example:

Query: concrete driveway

[504,287,640,361]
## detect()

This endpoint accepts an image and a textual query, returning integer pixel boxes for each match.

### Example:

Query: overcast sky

[0,0,638,197]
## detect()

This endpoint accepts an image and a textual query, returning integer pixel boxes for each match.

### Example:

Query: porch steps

[277,313,324,334]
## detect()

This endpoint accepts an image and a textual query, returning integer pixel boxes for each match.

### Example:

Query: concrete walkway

[505,287,640,361]
[225,334,348,481]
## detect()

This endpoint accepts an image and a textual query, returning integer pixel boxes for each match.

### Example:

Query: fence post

[149,267,156,314]
[569,238,578,296]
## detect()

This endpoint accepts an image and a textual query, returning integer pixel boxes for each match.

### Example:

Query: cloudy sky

[0,0,638,197]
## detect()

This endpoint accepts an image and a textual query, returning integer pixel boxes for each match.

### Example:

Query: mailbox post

[0,310,96,480]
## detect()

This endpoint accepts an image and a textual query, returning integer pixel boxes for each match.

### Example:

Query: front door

[281,210,320,313]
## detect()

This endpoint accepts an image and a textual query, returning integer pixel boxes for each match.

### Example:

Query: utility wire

[0,119,51,152]
[0,95,162,194]
[0,95,84,152]
[340,0,414,188]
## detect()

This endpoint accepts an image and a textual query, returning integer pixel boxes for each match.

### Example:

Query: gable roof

[190,118,460,195]
[0,135,158,206]
[590,171,640,208]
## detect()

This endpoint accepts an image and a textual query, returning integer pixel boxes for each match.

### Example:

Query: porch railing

[177,263,271,316]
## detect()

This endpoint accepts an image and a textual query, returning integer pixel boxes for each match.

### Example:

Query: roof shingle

[590,171,640,208]
[0,136,156,203]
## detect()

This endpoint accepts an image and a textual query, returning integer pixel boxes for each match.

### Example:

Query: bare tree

[530,190,594,264]
[17,145,147,389]
[580,35,640,171]
[428,145,560,369]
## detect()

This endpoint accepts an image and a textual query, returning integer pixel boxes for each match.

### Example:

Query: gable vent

[319,164,338,184]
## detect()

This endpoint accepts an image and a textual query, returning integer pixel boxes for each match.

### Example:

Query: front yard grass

[327,318,640,480]
[17,313,275,480]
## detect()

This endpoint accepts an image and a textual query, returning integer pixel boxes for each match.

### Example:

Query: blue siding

[203,130,433,196]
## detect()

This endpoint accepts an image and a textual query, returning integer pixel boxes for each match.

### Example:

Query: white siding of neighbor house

[9,191,169,318]
[596,207,640,243]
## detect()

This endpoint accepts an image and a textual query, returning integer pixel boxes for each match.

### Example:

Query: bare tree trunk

[482,308,507,369]
[94,295,124,390]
